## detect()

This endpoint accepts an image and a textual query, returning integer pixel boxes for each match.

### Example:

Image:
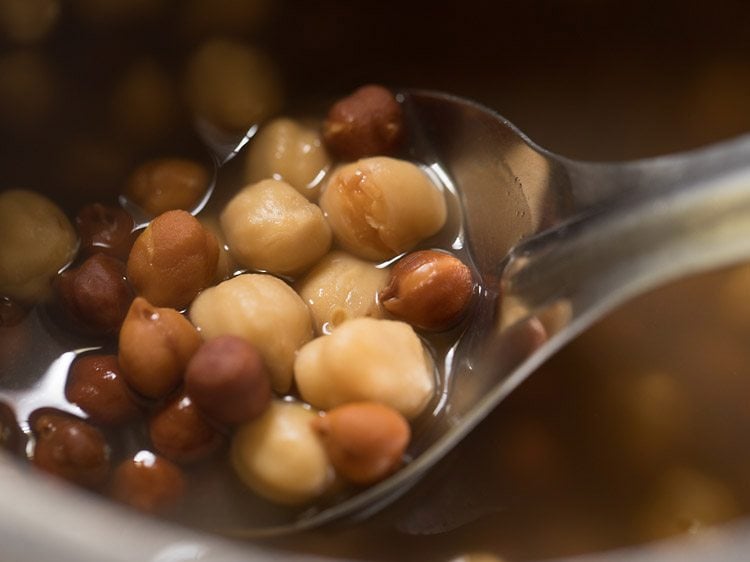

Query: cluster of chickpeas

[0,85,475,512]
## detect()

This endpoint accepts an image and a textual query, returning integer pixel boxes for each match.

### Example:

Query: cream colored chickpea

[220,179,332,277]
[295,251,388,335]
[245,117,331,200]
[231,400,334,505]
[185,39,282,133]
[294,317,435,419]
[0,189,77,302]
[190,274,312,393]
[319,157,447,261]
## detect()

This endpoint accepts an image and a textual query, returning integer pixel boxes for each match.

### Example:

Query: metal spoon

[200,90,750,536]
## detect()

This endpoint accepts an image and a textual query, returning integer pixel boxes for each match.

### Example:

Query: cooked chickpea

[149,393,223,464]
[380,250,473,331]
[118,297,202,399]
[190,274,312,393]
[0,189,77,302]
[66,354,140,425]
[111,450,186,513]
[294,317,435,419]
[312,402,410,485]
[31,410,111,488]
[126,210,219,309]
[55,253,134,335]
[295,250,388,335]
[75,203,135,261]
[185,335,271,426]
[245,118,331,199]
[323,84,404,160]
[220,179,332,277]
[124,158,209,216]
[185,39,282,132]
[319,157,447,261]
[231,401,334,505]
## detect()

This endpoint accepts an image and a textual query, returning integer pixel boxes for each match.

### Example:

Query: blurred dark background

[2,0,750,203]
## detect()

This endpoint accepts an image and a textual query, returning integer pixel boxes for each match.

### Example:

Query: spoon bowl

[206,88,750,536]
[13,89,748,538]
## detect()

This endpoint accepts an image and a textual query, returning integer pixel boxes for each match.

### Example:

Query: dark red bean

[56,254,133,335]
[31,410,111,488]
[111,450,186,513]
[149,393,223,464]
[185,336,271,425]
[66,354,141,425]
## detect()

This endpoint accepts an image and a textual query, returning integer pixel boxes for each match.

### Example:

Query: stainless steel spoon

[201,90,750,536]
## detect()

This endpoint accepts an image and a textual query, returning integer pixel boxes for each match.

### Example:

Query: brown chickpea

[323,84,404,160]
[380,250,474,331]
[76,203,135,261]
[125,158,209,216]
[31,410,111,488]
[111,450,186,513]
[56,254,133,335]
[149,393,223,464]
[311,401,410,485]
[118,297,202,399]
[126,210,219,309]
[66,354,141,425]
[185,336,271,426]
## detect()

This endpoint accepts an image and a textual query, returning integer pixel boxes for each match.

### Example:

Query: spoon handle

[561,133,750,216]
[506,138,750,331]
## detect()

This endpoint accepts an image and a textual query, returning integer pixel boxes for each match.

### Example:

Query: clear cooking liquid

[4,137,750,560]
[0,139,482,534]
